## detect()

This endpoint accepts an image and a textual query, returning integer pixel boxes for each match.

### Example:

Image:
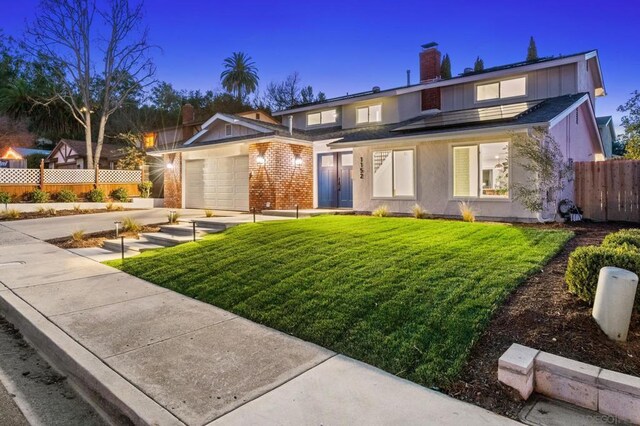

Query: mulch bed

[0,208,138,221]
[444,222,640,419]
[48,225,161,249]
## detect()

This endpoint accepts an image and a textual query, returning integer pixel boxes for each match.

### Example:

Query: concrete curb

[0,290,184,426]
[498,343,640,424]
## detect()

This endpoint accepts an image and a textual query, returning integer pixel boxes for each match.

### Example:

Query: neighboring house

[46,139,125,169]
[150,43,608,221]
[0,147,50,168]
[596,116,617,158]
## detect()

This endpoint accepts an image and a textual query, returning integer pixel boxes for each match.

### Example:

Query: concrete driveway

[1,208,206,240]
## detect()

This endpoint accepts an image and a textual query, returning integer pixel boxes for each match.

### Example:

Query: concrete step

[143,232,200,247]
[159,224,220,237]
[102,238,165,253]
[180,219,233,231]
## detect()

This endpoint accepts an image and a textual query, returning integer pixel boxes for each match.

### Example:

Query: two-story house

[151,42,608,221]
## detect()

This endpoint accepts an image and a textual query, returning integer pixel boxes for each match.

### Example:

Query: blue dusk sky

[1,0,638,133]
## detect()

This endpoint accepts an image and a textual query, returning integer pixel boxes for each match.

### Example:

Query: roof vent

[372,86,381,93]
[463,67,473,74]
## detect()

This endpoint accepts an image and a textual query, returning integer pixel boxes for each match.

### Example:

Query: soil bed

[47,225,161,249]
[0,208,139,221]
[444,221,640,419]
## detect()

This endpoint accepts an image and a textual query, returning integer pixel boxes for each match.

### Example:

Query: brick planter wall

[164,153,182,208]
[249,142,313,211]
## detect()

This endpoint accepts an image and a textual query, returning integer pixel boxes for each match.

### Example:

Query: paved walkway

[0,224,518,425]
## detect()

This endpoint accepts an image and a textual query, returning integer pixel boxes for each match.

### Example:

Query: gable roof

[273,50,604,116]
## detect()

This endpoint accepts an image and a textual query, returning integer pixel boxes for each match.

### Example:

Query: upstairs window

[476,77,526,102]
[356,104,382,124]
[307,109,337,126]
[225,124,232,136]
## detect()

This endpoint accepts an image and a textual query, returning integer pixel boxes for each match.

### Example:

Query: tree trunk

[84,110,94,170]
[94,113,108,169]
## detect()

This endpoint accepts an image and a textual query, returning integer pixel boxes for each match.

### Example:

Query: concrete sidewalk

[0,224,518,425]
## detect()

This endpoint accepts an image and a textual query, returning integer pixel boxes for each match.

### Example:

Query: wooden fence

[574,160,640,222]
[0,167,143,200]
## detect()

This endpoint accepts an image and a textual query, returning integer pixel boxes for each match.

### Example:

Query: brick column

[164,153,182,208]
[249,141,313,211]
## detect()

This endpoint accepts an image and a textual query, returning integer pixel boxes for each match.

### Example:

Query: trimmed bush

[29,189,50,203]
[565,245,640,306]
[0,192,11,204]
[138,181,152,198]
[110,187,129,202]
[86,188,106,202]
[56,189,78,203]
[602,229,640,251]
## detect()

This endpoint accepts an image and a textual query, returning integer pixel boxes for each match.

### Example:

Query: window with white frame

[476,77,526,102]
[373,149,415,198]
[453,142,509,198]
[307,109,337,126]
[356,104,382,124]
[225,124,232,136]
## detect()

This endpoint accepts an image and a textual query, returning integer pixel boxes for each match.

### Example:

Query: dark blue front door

[318,152,352,208]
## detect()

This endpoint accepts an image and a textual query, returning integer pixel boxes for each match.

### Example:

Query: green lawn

[107,216,571,387]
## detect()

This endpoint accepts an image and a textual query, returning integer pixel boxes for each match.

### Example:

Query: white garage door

[185,160,204,209]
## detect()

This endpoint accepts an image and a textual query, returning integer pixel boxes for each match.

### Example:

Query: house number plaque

[359,157,364,179]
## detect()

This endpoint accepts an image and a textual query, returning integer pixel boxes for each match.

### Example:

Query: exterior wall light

[166,163,174,170]
[294,156,303,166]
[256,155,266,166]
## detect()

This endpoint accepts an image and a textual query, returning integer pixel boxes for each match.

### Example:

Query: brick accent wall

[249,142,313,211]
[163,152,182,208]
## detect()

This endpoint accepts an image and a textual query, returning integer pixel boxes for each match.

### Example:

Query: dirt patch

[444,222,640,419]
[0,208,138,221]
[48,225,161,249]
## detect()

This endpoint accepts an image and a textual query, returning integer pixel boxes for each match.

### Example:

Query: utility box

[592,267,638,342]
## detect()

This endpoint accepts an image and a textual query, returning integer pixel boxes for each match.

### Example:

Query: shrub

[110,187,129,202]
[602,229,640,252]
[1,209,20,220]
[204,209,214,218]
[0,192,11,204]
[29,189,50,203]
[565,245,640,306]
[371,205,390,217]
[459,201,476,222]
[122,217,141,233]
[138,181,153,198]
[71,230,85,242]
[73,204,81,212]
[410,204,429,219]
[168,211,181,224]
[56,189,78,203]
[86,188,106,202]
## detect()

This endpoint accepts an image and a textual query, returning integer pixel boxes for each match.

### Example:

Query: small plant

[71,229,85,242]
[110,187,129,202]
[45,207,57,216]
[106,202,124,211]
[138,181,153,198]
[371,205,390,217]
[1,209,20,220]
[204,209,214,218]
[86,188,106,202]
[565,245,640,307]
[459,201,476,222]
[168,211,181,224]
[29,189,50,203]
[410,204,429,219]
[0,192,11,204]
[73,204,82,212]
[56,189,78,203]
[36,206,47,214]
[122,217,141,233]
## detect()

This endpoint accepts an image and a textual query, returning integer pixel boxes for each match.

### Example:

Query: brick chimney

[419,42,442,111]
[181,103,196,140]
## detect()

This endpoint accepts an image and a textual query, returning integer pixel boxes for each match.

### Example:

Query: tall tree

[440,53,452,79]
[526,36,539,61]
[618,90,640,159]
[264,72,324,111]
[25,0,156,169]
[220,52,259,102]
[473,56,484,72]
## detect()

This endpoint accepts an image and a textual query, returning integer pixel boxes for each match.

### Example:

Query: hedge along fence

[0,167,143,201]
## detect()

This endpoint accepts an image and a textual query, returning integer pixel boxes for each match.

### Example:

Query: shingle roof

[58,139,126,159]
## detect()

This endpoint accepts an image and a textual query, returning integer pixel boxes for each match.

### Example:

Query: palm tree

[220,52,259,101]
